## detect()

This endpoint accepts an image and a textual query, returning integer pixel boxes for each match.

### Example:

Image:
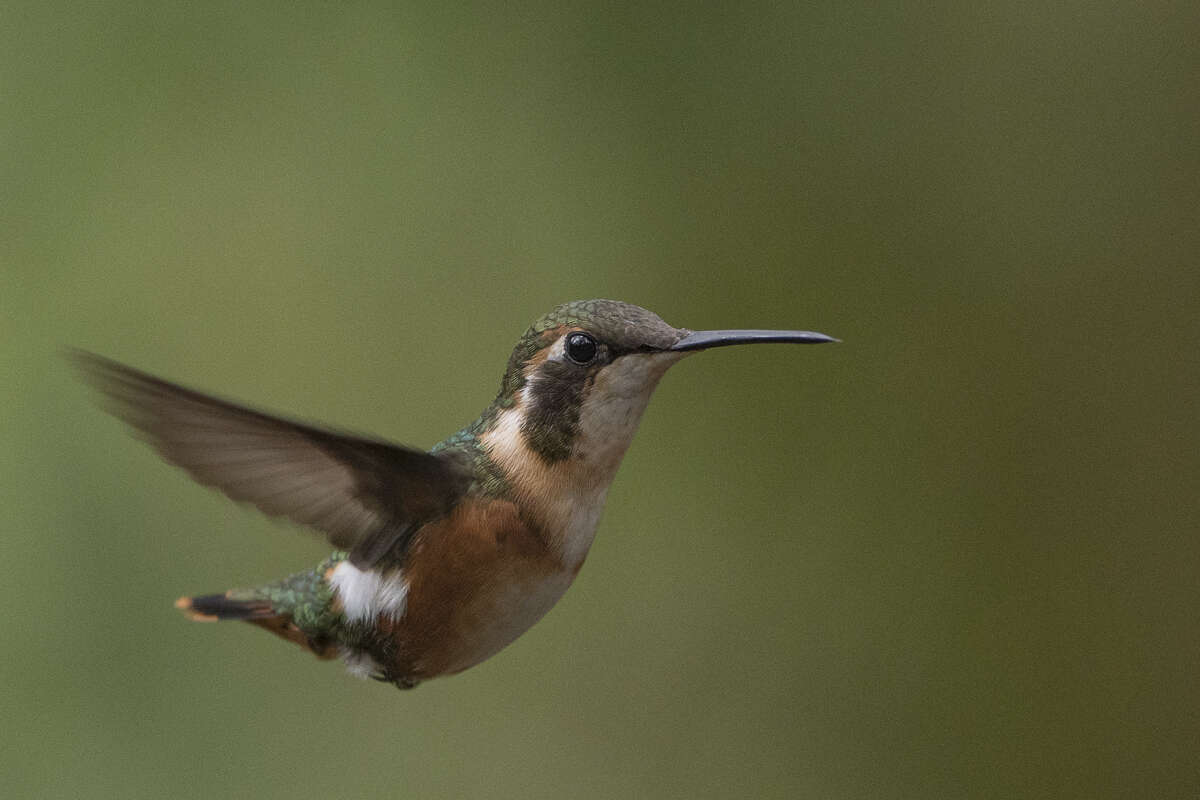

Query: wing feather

[72,351,471,567]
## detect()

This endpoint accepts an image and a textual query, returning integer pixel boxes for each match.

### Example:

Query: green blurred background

[3,2,1197,798]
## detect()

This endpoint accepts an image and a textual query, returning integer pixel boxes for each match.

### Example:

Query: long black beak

[670,329,839,352]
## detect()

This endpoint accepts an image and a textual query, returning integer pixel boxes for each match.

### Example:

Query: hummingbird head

[483,298,836,468]
[476,298,835,566]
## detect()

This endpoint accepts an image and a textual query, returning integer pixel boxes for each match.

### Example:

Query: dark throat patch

[520,359,595,462]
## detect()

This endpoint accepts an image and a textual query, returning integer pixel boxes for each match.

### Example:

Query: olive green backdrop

[3,2,1197,798]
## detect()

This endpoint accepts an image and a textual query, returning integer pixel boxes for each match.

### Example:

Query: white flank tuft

[339,647,384,679]
[330,561,408,623]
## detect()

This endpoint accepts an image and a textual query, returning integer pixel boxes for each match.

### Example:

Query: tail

[174,593,273,622]
[174,557,343,659]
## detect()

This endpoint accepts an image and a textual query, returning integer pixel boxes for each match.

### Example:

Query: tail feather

[175,593,274,622]
[173,559,342,659]
[173,558,342,658]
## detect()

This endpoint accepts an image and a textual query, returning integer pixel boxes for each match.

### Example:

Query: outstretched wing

[72,351,472,569]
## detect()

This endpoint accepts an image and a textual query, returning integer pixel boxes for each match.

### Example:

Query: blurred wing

[72,351,472,568]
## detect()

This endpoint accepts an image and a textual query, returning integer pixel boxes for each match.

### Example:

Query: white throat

[481,351,686,568]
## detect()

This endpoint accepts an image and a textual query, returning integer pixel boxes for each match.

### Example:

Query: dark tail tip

[176,593,272,622]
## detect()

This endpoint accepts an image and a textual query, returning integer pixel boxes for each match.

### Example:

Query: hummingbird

[74,299,835,690]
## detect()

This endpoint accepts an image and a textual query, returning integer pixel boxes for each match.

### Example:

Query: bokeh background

[3,2,1197,798]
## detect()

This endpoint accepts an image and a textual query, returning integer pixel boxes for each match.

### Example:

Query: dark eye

[565,332,598,364]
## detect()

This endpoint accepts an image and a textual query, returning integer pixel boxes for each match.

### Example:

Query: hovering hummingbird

[75,299,836,690]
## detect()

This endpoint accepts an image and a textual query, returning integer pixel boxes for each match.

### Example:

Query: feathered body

[75,299,834,689]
